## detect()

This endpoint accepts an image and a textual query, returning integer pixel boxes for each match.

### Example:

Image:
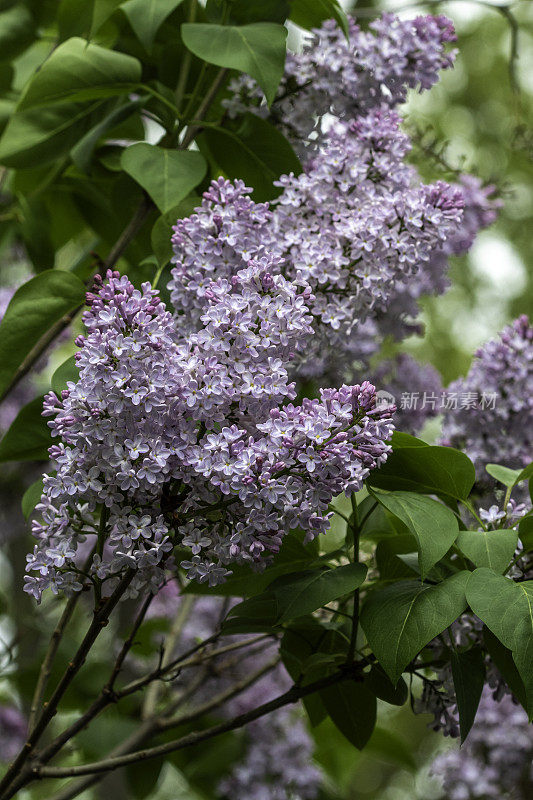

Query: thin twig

[28,595,80,734]
[0,572,134,799]
[33,668,355,782]
[142,595,194,719]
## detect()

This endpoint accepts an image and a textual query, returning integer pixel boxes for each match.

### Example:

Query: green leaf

[483,626,528,711]
[451,647,485,742]
[18,37,141,110]
[0,271,86,399]
[121,0,186,51]
[289,0,349,37]
[121,143,207,213]
[366,664,408,706]
[466,569,533,717]
[71,97,144,173]
[360,572,470,684]
[0,396,50,462]
[200,113,301,202]
[281,621,345,726]
[456,529,518,574]
[519,516,533,551]
[181,22,287,105]
[151,197,201,267]
[486,463,522,488]
[368,444,475,503]
[0,100,108,168]
[320,680,377,750]
[51,355,79,395]
[228,563,367,625]
[516,463,533,484]
[369,489,459,578]
[0,5,36,63]
[22,477,44,520]
[91,0,124,35]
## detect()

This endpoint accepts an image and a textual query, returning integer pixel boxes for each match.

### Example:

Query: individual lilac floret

[431,687,533,799]
[0,705,26,762]
[224,13,457,157]
[440,316,533,487]
[25,271,394,601]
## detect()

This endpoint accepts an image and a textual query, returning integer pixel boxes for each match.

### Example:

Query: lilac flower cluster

[225,14,457,156]
[25,269,393,600]
[432,687,533,799]
[0,705,26,762]
[221,13,500,425]
[440,316,533,487]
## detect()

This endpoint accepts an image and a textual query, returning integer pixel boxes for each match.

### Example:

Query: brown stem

[27,594,80,734]
[0,572,134,799]
[33,668,352,782]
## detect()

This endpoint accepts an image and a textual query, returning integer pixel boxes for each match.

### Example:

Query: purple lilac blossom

[440,316,533,487]
[0,705,26,762]
[431,687,533,799]
[224,14,457,158]
[25,270,393,601]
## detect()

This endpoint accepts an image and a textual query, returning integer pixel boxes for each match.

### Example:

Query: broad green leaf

[200,113,301,202]
[18,38,141,109]
[121,0,186,51]
[181,22,287,105]
[281,620,347,726]
[223,0,289,24]
[0,396,50,462]
[320,680,377,750]
[18,197,55,271]
[58,0,94,40]
[483,626,528,712]
[369,488,459,577]
[0,271,86,399]
[486,463,522,488]
[360,572,470,683]
[121,143,207,213]
[456,529,518,574]
[466,569,533,717]
[0,5,36,63]
[390,431,429,448]
[22,477,44,520]
[71,97,144,173]
[517,463,533,484]
[151,196,200,267]
[519,516,533,551]
[451,647,485,742]
[366,664,408,706]
[289,0,349,37]
[368,444,475,503]
[91,0,124,35]
[0,100,107,168]
[51,355,79,395]
[228,563,367,625]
